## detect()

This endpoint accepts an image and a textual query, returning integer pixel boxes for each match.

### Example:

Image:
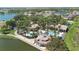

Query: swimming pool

[0,13,16,21]
[47,30,65,39]
[47,31,55,36]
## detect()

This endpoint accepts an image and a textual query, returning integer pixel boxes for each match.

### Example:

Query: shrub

[1,29,11,34]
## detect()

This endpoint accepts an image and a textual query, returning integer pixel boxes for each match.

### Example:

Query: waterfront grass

[0,34,16,40]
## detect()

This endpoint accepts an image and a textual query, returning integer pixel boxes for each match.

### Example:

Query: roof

[36,34,51,45]
[36,34,49,40]
[48,25,54,28]
[55,24,61,29]
[29,24,39,29]
[31,24,39,28]
[60,25,68,31]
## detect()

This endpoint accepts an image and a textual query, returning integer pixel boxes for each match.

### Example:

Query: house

[35,12,43,16]
[59,25,68,32]
[55,24,61,29]
[43,11,53,17]
[24,11,32,16]
[53,24,68,32]
[31,24,39,28]
[66,11,79,19]
[48,25,54,29]
[35,34,52,46]
[29,24,40,31]
[24,12,28,15]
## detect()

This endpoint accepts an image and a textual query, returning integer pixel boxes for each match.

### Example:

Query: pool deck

[7,31,48,51]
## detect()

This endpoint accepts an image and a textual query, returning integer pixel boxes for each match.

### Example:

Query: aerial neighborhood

[0,8,79,51]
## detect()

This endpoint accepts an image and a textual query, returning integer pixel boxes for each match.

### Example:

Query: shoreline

[0,31,48,51]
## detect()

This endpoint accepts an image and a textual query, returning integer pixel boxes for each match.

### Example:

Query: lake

[0,35,39,51]
[0,13,16,21]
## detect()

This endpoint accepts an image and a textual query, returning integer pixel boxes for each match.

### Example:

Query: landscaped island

[0,8,79,51]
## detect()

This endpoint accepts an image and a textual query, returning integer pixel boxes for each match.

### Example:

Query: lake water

[0,39,39,51]
[0,13,16,21]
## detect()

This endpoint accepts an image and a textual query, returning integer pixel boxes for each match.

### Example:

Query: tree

[59,16,67,24]
[1,25,11,34]
[14,15,31,33]
[74,16,79,22]
[46,37,68,51]
[6,19,16,30]
[37,16,47,29]
[30,15,39,24]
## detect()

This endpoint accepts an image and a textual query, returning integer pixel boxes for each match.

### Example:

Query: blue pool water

[0,13,16,21]
[48,31,65,40]
[48,31,55,36]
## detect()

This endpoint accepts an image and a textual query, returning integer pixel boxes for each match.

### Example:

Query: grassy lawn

[0,34,16,39]
[0,35,39,51]
[9,30,15,35]
[0,28,15,35]
[64,22,79,51]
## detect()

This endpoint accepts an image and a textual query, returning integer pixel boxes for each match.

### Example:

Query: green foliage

[0,35,17,40]
[64,22,79,51]
[59,18,67,24]
[37,15,63,30]
[1,28,11,34]
[14,15,31,31]
[0,25,15,34]
[13,13,67,36]
[6,19,15,26]
[46,37,68,51]
[74,16,79,22]
[6,19,16,30]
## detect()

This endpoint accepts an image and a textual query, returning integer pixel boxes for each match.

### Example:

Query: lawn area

[64,22,79,51]
[9,30,15,35]
[0,28,15,35]
[0,35,39,51]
